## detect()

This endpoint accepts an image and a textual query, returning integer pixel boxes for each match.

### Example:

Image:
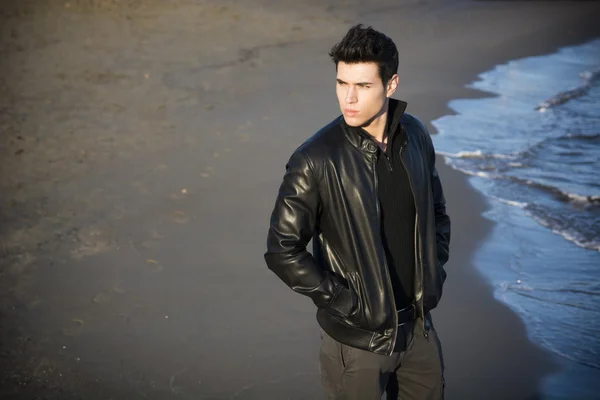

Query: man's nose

[345,87,357,104]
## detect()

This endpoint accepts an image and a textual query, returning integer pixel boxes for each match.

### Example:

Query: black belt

[397,303,417,326]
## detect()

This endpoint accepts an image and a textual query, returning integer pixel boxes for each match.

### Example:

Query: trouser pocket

[319,328,346,399]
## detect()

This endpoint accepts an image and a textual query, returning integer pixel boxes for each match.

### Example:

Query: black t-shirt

[376,124,416,310]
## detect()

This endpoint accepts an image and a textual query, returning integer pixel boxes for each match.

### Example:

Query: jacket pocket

[318,235,358,318]
[328,279,357,319]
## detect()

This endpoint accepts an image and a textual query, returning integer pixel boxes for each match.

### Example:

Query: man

[264,24,451,400]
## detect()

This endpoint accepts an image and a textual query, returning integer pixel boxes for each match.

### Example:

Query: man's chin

[343,115,363,127]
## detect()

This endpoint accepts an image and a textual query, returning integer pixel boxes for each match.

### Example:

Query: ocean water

[431,39,600,399]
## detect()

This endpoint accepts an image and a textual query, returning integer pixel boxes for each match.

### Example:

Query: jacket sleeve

[264,150,351,310]
[424,127,451,267]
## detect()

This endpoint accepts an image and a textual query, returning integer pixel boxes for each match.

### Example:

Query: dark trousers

[319,316,445,400]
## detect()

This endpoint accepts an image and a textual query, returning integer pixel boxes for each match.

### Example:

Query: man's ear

[386,74,399,97]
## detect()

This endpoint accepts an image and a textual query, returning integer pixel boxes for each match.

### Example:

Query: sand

[1,0,599,398]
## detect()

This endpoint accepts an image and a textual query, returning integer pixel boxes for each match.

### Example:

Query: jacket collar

[341,98,408,155]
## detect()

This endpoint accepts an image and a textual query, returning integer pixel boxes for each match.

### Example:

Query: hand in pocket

[329,284,358,318]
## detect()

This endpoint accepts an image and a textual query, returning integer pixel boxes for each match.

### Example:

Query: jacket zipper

[385,154,393,172]
[372,153,399,356]
[398,142,427,338]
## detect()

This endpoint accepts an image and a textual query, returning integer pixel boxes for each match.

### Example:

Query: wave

[438,131,598,166]
[537,337,600,371]
[528,213,600,252]
[564,132,600,141]
[511,289,600,313]
[537,287,600,297]
[441,153,600,207]
[536,86,590,112]
[566,193,600,205]
[550,227,600,252]
[442,159,599,251]
[437,150,515,159]
[514,131,600,159]
[488,195,528,208]
[506,176,600,206]
[535,66,600,111]
[444,164,496,179]
[579,67,600,83]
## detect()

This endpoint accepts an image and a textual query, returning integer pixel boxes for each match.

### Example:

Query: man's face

[335,61,396,127]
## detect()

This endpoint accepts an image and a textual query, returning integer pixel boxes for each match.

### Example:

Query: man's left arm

[423,125,451,267]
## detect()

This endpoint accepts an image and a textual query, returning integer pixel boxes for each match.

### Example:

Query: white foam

[512,282,534,292]
[535,66,600,111]
[437,150,514,159]
[437,150,484,158]
[489,195,528,208]
[489,153,515,160]
[551,228,600,252]
[579,66,600,83]
[566,193,600,205]
[452,166,494,179]
[528,213,600,252]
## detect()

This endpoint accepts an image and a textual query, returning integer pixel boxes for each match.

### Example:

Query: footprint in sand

[171,211,190,224]
[71,224,115,259]
[6,252,35,276]
[13,289,43,311]
[140,230,166,248]
[92,292,111,304]
[241,120,253,128]
[200,166,215,178]
[236,133,250,142]
[62,318,85,336]
[211,148,232,160]
[91,281,125,306]
[170,188,190,200]
[111,282,125,294]
[131,181,148,194]
[109,204,127,220]
[145,259,164,273]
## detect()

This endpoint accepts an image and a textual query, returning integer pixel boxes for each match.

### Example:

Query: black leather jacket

[265,99,451,356]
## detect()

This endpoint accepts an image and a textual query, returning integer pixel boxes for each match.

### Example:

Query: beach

[1,1,599,399]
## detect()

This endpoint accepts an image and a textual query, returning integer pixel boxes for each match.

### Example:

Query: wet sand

[1,0,600,399]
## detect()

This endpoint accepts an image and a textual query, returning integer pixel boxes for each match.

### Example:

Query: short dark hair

[329,24,399,85]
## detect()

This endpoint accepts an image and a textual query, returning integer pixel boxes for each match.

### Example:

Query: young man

[265,24,451,400]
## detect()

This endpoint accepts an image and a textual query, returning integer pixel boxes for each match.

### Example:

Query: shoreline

[429,36,600,397]
[412,16,600,400]
[1,1,600,399]
[356,2,600,398]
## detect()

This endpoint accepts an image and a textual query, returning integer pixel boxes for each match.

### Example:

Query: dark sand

[1,1,600,399]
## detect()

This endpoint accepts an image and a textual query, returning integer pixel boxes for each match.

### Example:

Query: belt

[397,303,417,326]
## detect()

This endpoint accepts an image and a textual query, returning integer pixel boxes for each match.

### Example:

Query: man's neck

[362,101,389,149]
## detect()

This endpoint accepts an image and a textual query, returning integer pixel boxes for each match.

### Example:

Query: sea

[431,39,600,399]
